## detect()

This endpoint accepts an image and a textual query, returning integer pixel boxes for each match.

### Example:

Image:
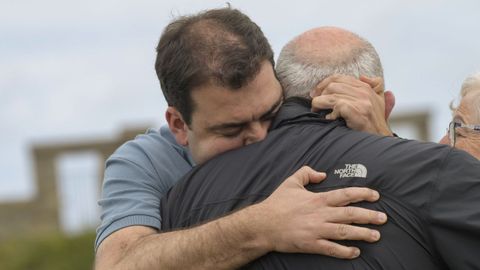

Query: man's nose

[244,121,269,145]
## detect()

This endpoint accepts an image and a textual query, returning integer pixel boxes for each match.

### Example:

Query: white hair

[451,72,480,122]
[276,34,384,99]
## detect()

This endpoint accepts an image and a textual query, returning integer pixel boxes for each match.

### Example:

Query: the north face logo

[334,164,367,178]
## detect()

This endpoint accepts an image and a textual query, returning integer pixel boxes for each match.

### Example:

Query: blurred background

[1,0,479,269]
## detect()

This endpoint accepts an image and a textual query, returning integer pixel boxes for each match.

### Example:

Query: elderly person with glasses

[440,72,480,159]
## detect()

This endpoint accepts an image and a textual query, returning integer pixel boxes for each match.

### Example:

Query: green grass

[0,231,96,270]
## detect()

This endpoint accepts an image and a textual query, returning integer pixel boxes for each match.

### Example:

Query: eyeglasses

[447,121,480,147]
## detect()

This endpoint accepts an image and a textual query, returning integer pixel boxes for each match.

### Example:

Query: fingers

[311,95,334,112]
[359,76,384,94]
[320,81,369,97]
[262,170,387,260]
[311,239,361,259]
[288,166,327,186]
[310,76,334,97]
[310,75,367,97]
[321,223,382,242]
[323,187,380,206]
[310,75,384,101]
[311,95,360,124]
[325,110,340,120]
[325,206,387,225]
[311,96,354,120]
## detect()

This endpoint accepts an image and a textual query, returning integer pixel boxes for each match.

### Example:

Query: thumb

[360,76,384,95]
[384,90,395,119]
[290,166,327,186]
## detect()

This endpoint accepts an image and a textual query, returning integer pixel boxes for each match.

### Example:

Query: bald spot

[288,26,365,66]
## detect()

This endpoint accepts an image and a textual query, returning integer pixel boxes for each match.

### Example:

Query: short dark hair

[155,7,274,125]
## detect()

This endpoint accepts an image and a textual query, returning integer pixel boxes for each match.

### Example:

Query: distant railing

[0,126,149,239]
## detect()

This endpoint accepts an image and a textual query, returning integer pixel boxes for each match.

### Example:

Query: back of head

[155,7,274,125]
[276,26,384,99]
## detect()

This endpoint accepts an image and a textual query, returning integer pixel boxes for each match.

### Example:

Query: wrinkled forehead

[457,91,480,123]
[189,61,283,126]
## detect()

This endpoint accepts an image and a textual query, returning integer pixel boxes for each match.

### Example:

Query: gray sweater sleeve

[94,127,194,251]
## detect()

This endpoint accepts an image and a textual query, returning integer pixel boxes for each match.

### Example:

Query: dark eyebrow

[208,94,283,133]
[260,95,283,121]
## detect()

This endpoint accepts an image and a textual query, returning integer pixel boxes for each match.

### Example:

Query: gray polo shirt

[95,125,194,250]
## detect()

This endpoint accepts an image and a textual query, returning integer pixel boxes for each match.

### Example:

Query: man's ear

[384,90,396,120]
[165,107,189,146]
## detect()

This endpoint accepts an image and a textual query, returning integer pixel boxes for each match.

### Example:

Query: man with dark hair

[161,27,480,269]
[156,8,280,163]
[156,8,275,127]
[95,9,390,270]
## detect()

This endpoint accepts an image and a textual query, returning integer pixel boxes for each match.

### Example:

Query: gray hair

[451,72,480,122]
[276,34,384,99]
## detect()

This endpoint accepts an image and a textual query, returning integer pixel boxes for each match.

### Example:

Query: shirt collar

[270,97,339,131]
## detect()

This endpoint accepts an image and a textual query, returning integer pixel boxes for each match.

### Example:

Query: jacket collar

[270,97,342,131]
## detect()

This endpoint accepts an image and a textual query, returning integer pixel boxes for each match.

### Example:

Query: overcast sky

[1,0,480,203]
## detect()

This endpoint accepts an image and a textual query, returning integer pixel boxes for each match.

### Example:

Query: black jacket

[161,98,480,269]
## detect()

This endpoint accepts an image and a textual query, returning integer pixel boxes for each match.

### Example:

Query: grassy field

[0,231,95,270]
